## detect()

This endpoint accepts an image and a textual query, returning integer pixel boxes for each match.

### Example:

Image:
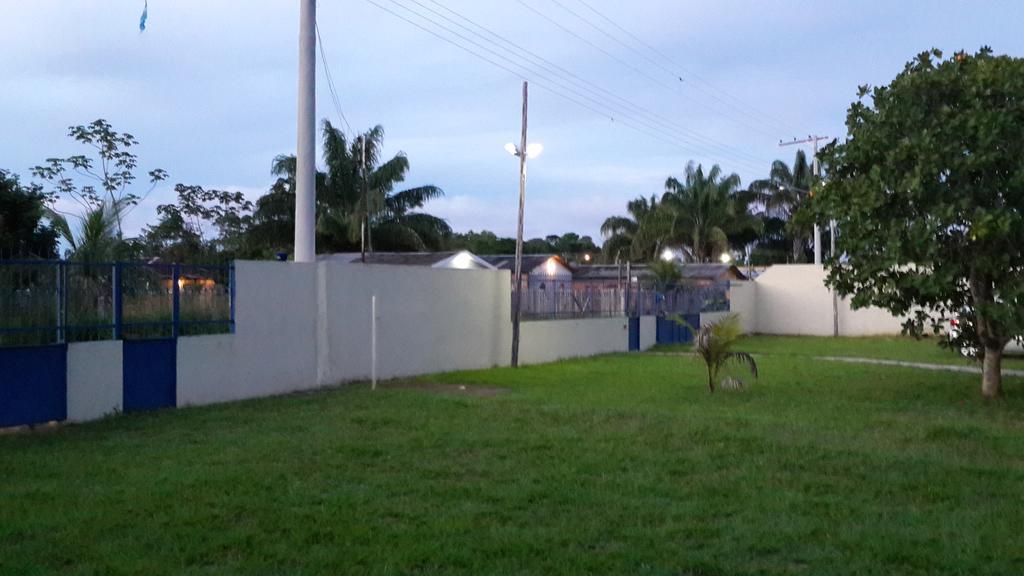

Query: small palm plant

[691,314,757,393]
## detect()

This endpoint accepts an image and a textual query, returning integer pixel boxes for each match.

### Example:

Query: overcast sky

[3,1,1022,241]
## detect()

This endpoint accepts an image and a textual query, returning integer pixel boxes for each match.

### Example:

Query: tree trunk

[792,237,802,263]
[982,346,1003,398]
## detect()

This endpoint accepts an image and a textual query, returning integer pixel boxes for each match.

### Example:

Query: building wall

[751,265,905,336]
[66,341,122,422]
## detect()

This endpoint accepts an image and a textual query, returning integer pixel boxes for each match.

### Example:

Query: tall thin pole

[811,138,822,265]
[781,134,836,335]
[371,294,378,390]
[511,81,529,368]
[294,0,317,263]
[360,136,367,263]
[363,136,372,255]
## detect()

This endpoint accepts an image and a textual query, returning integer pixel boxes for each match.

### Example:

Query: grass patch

[2,350,1024,574]
[657,334,1024,368]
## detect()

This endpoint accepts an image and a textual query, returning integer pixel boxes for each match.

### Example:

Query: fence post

[113,263,123,340]
[228,263,236,334]
[171,264,180,338]
[54,262,63,344]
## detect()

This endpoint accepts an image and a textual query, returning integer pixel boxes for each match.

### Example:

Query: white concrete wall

[166,261,639,411]
[729,281,757,334]
[66,341,122,422]
[519,316,629,364]
[750,265,905,336]
[176,261,319,406]
[639,316,657,350]
[320,264,511,382]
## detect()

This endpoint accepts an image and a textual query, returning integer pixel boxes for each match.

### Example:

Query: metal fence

[518,281,731,320]
[625,281,731,318]
[0,260,234,347]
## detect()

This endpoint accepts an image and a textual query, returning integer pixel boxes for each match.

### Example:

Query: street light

[719,252,732,264]
[507,81,542,368]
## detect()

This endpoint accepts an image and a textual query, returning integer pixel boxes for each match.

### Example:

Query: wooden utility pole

[358,135,366,261]
[511,81,529,368]
[360,136,369,263]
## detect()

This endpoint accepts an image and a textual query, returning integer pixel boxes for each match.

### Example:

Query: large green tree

[815,47,1024,397]
[0,169,58,259]
[32,119,168,242]
[139,184,252,263]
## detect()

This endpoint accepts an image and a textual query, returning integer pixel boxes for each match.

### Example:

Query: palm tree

[600,195,669,261]
[47,201,123,261]
[270,121,450,254]
[691,313,757,393]
[749,150,813,262]
[662,162,758,263]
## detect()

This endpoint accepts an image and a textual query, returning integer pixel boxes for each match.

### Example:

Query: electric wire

[417,0,771,167]
[316,21,355,135]
[397,0,768,170]
[570,0,797,134]
[524,0,783,138]
[367,0,769,172]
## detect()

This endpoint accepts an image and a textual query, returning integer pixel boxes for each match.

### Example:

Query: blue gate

[123,339,177,412]
[656,314,700,345]
[628,317,640,351]
[0,344,67,427]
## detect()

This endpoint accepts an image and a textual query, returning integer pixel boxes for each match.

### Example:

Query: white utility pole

[780,135,829,264]
[294,0,317,263]
[781,134,838,336]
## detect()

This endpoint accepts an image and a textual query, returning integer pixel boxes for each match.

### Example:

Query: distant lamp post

[583,253,592,263]
[719,252,732,264]
[506,81,542,368]
[660,248,675,262]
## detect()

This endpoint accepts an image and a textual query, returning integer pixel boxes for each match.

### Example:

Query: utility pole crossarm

[779,135,830,148]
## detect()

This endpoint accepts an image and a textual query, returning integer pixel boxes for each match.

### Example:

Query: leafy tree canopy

[0,169,58,259]
[814,47,1024,397]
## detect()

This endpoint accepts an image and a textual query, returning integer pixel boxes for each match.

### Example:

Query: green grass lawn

[2,347,1024,575]
[657,334,1024,368]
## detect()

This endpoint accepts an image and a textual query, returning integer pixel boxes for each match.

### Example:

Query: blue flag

[139,1,148,32]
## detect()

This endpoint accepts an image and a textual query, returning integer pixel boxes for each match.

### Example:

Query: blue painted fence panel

[123,339,176,412]
[0,344,67,427]
[628,317,640,351]
[655,314,700,345]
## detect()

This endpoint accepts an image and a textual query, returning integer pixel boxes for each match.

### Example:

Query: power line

[570,0,797,134]
[413,0,770,167]
[368,0,769,172]
[532,0,784,138]
[365,0,763,172]
[315,21,354,135]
